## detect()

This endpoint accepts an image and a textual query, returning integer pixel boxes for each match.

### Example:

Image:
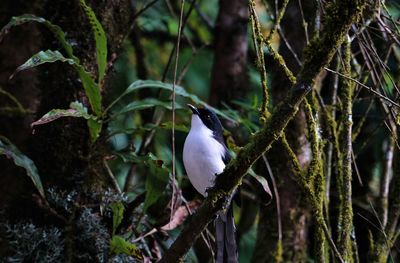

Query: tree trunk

[252,1,316,262]
[210,0,249,107]
[0,0,133,250]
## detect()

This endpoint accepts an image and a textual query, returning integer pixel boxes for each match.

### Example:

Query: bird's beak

[187,104,199,115]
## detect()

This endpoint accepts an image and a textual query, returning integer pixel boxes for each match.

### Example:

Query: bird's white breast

[183,115,226,196]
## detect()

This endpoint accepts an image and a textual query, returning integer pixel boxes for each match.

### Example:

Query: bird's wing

[212,132,231,165]
[222,144,241,207]
[222,146,231,165]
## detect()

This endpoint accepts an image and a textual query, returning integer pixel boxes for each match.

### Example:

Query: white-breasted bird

[183,104,238,263]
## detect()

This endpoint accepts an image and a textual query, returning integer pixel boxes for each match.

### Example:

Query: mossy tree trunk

[252,1,316,262]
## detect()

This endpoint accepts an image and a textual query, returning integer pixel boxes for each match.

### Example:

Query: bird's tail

[215,205,238,263]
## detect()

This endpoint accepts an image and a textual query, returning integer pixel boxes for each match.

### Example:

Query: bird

[183,104,238,263]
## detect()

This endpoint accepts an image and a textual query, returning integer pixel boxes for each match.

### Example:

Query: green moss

[333,38,356,262]
[299,0,366,84]
[266,0,289,42]
[274,240,283,263]
[249,0,270,118]
[368,143,400,262]
[280,134,303,178]
[315,224,327,263]
[263,38,297,85]
[304,98,320,183]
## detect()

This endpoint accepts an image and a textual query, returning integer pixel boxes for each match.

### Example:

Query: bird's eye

[206,115,210,119]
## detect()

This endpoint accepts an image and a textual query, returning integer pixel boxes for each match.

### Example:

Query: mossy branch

[159,1,368,262]
[304,95,328,261]
[249,0,269,119]
[263,37,297,85]
[281,133,343,263]
[337,38,355,262]
[266,0,289,43]
[370,131,400,262]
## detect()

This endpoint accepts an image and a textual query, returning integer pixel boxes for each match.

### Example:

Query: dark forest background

[0,0,400,262]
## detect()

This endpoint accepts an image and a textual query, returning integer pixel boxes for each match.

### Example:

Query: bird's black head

[188,104,223,136]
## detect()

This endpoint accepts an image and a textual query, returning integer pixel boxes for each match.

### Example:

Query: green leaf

[2,15,102,117]
[116,152,170,211]
[11,50,74,78]
[109,202,124,235]
[79,0,107,85]
[13,50,102,117]
[144,157,170,211]
[109,235,143,260]
[116,152,151,163]
[121,80,198,100]
[70,101,90,114]
[112,98,183,117]
[108,122,188,138]
[75,65,102,116]
[248,168,272,205]
[31,101,96,128]
[107,80,235,122]
[0,14,77,61]
[148,121,189,132]
[87,119,102,142]
[31,101,101,142]
[0,138,45,199]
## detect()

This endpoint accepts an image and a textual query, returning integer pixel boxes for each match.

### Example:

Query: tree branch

[337,37,355,261]
[159,1,369,262]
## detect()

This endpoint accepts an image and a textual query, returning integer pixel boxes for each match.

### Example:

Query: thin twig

[266,0,289,42]
[367,200,395,262]
[32,194,68,223]
[278,26,302,66]
[297,0,309,44]
[0,87,25,111]
[351,149,363,186]
[324,67,400,108]
[132,0,161,21]
[132,228,158,243]
[103,157,122,194]
[249,0,270,117]
[380,138,394,227]
[170,0,185,221]
[262,155,282,243]
[193,0,213,30]
[137,0,198,155]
